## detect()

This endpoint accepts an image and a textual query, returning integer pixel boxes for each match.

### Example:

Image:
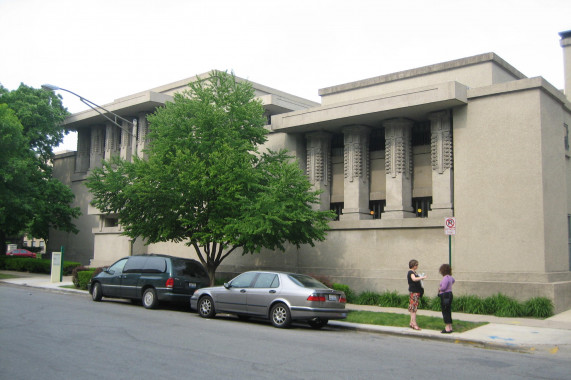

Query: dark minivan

[89,254,210,309]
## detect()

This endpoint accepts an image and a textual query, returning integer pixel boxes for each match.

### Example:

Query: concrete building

[51,33,571,312]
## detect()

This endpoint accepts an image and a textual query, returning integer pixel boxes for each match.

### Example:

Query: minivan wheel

[308,318,328,329]
[198,296,216,318]
[91,282,102,302]
[270,303,291,328]
[142,288,158,309]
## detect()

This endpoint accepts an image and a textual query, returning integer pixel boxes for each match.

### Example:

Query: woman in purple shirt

[438,264,455,333]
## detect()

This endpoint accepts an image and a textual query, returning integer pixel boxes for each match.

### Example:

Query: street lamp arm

[41,84,135,135]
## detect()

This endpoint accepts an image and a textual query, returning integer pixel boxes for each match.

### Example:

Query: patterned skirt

[408,292,421,313]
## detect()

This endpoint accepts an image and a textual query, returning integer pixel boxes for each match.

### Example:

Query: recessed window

[330,202,343,221]
[369,200,386,219]
[413,197,432,218]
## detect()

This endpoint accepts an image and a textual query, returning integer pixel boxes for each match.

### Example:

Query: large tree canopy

[86,71,334,283]
[0,84,81,252]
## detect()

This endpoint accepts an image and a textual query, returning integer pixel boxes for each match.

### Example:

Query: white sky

[1,0,570,152]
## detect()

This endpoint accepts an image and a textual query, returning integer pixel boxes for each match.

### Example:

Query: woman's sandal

[410,324,421,330]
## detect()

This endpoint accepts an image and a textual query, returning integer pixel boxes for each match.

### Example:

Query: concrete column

[89,125,105,169]
[340,126,372,220]
[137,112,149,159]
[383,119,414,218]
[75,128,91,173]
[119,120,132,161]
[306,132,332,211]
[130,119,138,160]
[560,30,571,101]
[104,122,120,161]
[428,111,454,218]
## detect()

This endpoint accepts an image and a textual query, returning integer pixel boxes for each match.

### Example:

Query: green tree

[86,71,334,283]
[0,84,80,253]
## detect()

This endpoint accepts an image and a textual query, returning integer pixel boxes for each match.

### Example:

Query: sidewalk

[1,270,570,356]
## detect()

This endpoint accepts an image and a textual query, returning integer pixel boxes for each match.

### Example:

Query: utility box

[51,252,63,283]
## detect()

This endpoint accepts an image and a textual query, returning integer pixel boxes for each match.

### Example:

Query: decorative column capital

[383,118,413,179]
[342,126,370,183]
[429,110,453,174]
[306,132,332,185]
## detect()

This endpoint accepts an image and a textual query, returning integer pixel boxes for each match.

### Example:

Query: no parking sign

[445,217,456,235]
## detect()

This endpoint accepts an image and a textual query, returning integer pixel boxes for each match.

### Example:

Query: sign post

[444,217,456,266]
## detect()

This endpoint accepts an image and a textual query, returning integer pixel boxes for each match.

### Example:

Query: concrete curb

[328,320,537,353]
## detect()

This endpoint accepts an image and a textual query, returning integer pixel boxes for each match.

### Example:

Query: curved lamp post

[41,84,136,136]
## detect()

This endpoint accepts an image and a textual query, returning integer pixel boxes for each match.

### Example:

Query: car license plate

[188,282,197,288]
[328,294,338,301]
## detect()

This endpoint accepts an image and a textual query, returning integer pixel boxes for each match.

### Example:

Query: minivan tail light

[166,277,174,288]
[307,294,326,302]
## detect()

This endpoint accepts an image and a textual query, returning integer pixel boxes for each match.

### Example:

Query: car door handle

[269,290,276,294]
[240,289,246,293]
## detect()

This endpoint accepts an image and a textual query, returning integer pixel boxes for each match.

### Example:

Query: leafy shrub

[524,297,554,318]
[77,269,97,290]
[72,266,91,287]
[418,295,431,309]
[0,256,80,275]
[356,291,383,306]
[348,288,553,318]
[63,261,81,275]
[332,283,356,303]
[484,293,524,317]
[429,296,442,311]
[1,257,50,273]
[378,290,404,308]
[454,295,486,315]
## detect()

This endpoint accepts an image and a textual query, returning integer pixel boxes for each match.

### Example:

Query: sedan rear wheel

[270,303,291,328]
[198,296,216,318]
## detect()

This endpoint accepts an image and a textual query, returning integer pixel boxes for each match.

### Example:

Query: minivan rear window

[143,257,167,273]
[173,259,208,278]
[123,256,167,273]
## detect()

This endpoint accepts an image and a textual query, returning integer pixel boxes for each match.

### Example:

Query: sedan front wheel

[198,296,216,318]
[270,303,291,328]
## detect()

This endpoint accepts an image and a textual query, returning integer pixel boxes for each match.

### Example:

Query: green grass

[343,310,487,332]
[0,273,21,280]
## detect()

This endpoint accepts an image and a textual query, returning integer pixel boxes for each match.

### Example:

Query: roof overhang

[271,81,468,133]
[63,91,173,129]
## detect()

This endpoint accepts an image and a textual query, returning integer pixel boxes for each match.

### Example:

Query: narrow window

[413,197,432,218]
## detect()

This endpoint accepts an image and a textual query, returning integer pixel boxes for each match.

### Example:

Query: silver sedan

[190,271,347,328]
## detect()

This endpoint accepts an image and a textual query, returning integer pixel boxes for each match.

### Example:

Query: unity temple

[50,32,571,312]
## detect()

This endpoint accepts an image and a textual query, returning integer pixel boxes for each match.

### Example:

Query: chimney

[560,30,571,101]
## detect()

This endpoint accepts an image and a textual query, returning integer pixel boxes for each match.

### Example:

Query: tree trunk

[206,263,218,287]
[0,230,6,255]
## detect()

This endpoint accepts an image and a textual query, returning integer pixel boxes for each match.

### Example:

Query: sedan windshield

[288,274,329,289]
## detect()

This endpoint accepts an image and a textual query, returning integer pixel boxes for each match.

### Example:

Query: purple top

[438,275,455,294]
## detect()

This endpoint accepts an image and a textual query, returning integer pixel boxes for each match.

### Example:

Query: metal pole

[60,245,64,282]
[448,235,452,267]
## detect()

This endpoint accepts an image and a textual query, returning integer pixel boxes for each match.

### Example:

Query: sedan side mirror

[223,282,231,289]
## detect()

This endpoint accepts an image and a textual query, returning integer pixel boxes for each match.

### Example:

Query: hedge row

[71,266,103,290]
[0,256,81,275]
[331,285,554,319]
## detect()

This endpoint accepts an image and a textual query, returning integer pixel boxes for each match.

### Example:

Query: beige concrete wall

[539,91,570,271]
[321,58,521,106]
[49,153,98,264]
[454,88,547,273]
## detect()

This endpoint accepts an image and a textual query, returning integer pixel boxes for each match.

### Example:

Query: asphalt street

[1,284,570,380]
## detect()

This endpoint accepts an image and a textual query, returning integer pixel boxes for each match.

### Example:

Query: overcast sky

[1,0,570,152]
